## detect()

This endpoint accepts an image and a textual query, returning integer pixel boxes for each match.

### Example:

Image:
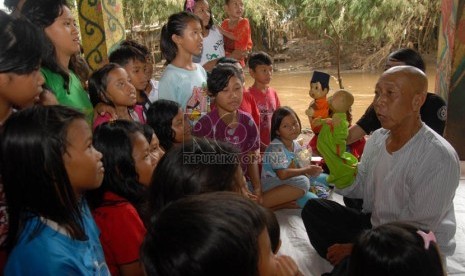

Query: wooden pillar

[76,0,126,71]
[436,0,465,160]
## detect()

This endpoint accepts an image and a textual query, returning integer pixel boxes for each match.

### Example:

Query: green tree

[301,0,349,88]
[122,0,288,51]
[211,0,286,50]
[300,0,439,81]
[123,0,183,31]
[119,0,439,73]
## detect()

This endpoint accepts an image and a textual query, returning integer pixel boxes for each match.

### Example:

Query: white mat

[276,180,465,276]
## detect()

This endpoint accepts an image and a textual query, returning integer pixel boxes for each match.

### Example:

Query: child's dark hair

[88,63,123,107]
[207,63,243,96]
[149,138,241,216]
[21,0,87,91]
[0,105,88,252]
[87,120,148,222]
[142,124,155,144]
[348,222,445,276]
[217,57,238,65]
[160,11,202,64]
[142,192,267,276]
[248,51,273,70]
[216,57,245,83]
[120,39,150,57]
[4,0,20,11]
[146,99,181,151]
[70,52,92,90]
[109,45,146,67]
[270,106,302,141]
[387,48,426,73]
[0,11,43,74]
[261,206,280,254]
[184,0,214,29]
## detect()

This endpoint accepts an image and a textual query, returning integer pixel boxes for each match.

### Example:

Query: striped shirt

[338,123,460,256]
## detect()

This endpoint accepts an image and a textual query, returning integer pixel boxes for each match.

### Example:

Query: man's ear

[412,93,426,111]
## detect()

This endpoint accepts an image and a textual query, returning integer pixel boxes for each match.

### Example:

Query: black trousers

[301,198,372,259]
[342,197,363,211]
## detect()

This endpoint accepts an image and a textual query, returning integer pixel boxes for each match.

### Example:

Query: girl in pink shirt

[89,63,145,130]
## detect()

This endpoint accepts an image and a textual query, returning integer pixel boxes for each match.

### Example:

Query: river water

[244,66,437,129]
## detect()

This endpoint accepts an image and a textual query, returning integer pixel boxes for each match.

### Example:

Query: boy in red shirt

[248,51,281,153]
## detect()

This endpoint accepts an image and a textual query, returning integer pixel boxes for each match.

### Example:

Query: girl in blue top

[158,12,209,126]
[262,106,328,210]
[1,105,109,275]
[0,10,48,271]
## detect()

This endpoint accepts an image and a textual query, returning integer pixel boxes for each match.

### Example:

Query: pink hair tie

[416,230,437,249]
[186,0,195,12]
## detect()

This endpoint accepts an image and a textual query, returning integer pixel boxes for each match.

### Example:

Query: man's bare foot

[326,243,353,265]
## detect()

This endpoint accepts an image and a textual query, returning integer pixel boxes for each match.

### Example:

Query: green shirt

[41,68,93,124]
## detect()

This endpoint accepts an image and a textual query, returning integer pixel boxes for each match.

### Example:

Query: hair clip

[416,230,437,249]
[108,117,118,125]
[185,0,195,12]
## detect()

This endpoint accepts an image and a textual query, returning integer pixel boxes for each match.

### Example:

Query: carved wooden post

[436,0,465,159]
[77,0,126,71]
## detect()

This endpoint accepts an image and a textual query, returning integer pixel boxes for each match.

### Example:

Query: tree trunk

[336,36,343,89]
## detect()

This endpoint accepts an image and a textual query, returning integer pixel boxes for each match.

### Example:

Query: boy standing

[109,45,149,112]
[248,51,281,152]
[120,40,160,109]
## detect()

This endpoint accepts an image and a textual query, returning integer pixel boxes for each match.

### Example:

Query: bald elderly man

[302,66,460,273]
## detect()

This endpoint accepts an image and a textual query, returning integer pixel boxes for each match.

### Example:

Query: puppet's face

[309,82,328,99]
[329,92,353,113]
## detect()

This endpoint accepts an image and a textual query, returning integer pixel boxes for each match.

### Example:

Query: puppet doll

[305,71,330,129]
[316,89,358,188]
[305,71,330,154]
